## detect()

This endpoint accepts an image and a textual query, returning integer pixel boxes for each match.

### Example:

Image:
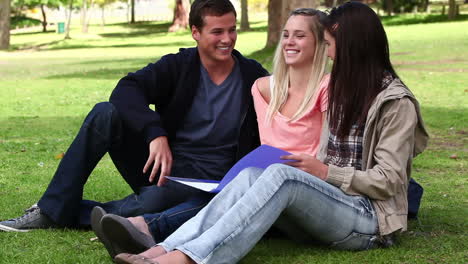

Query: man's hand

[281,154,328,180]
[143,136,173,186]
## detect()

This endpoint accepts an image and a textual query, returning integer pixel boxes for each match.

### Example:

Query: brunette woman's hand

[281,154,328,180]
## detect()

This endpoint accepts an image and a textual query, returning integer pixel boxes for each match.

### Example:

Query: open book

[166,145,293,193]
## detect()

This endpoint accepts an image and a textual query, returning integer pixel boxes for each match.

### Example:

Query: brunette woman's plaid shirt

[324,125,364,170]
[324,73,394,170]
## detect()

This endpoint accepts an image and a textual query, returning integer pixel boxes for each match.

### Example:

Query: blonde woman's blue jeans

[159,164,379,264]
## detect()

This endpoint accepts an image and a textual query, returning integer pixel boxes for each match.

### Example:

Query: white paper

[170,179,219,192]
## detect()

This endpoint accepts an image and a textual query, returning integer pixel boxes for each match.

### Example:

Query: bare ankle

[154,250,195,264]
[128,216,152,237]
[140,246,167,259]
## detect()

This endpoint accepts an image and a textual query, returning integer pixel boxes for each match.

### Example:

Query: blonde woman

[254,7,329,157]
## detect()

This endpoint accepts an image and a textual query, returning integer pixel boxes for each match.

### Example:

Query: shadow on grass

[12,39,194,51]
[43,57,164,80]
[381,14,468,26]
[12,39,65,51]
[45,67,147,80]
[98,21,176,38]
[10,21,193,51]
[11,29,56,36]
[46,40,195,51]
[419,106,467,131]
[120,21,173,30]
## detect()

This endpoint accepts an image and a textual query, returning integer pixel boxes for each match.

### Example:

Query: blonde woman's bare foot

[114,253,158,264]
[152,250,196,264]
[140,246,167,259]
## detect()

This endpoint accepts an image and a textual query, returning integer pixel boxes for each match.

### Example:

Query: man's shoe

[0,206,56,231]
[101,214,156,258]
[91,206,118,258]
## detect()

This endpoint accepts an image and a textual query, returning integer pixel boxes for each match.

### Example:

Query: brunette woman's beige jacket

[317,79,429,236]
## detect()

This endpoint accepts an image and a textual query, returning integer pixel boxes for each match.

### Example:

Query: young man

[0,0,268,238]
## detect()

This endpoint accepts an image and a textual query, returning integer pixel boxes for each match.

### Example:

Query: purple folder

[166,144,293,193]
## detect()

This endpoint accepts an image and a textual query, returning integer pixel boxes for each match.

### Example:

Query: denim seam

[145,204,207,225]
[117,195,137,216]
[165,204,208,218]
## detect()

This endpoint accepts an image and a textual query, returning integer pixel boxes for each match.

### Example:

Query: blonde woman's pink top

[252,75,329,156]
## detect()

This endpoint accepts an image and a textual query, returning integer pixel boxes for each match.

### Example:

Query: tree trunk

[265,0,283,48]
[0,0,10,50]
[386,0,393,16]
[85,0,94,31]
[65,0,73,39]
[81,0,88,33]
[169,0,190,32]
[40,4,47,32]
[101,6,105,26]
[130,0,135,23]
[240,0,250,31]
[422,0,429,13]
[266,0,317,48]
[448,0,456,20]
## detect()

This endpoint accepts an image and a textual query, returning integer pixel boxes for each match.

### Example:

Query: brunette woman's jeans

[160,164,379,264]
[37,102,205,228]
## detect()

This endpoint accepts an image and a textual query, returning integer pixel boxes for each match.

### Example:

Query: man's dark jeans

[37,102,207,230]
[142,194,213,243]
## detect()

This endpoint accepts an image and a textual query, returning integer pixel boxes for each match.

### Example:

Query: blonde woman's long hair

[266,8,328,123]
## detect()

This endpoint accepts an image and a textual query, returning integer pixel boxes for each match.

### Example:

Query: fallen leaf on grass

[55,152,65,159]
[90,237,99,242]
[449,154,458,159]
[37,162,44,167]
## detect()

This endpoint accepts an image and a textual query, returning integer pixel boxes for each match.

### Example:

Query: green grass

[1,15,467,263]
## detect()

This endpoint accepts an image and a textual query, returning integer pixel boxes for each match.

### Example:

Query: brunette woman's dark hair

[322,1,399,138]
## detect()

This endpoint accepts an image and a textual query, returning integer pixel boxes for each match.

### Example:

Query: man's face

[192,12,237,64]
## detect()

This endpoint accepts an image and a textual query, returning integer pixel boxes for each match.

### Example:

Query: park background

[0,0,467,263]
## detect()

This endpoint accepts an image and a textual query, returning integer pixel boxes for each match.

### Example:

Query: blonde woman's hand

[281,154,328,180]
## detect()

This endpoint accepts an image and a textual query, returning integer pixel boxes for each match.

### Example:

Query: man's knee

[85,102,119,126]
[91,102,117,117]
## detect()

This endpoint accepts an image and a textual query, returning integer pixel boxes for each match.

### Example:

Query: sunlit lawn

[0,14,467,263]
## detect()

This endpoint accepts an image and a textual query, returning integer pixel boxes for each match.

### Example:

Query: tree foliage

[12,0,60,9]
[12,0,61,32]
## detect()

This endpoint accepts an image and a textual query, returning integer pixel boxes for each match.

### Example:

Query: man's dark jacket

[109,47,269,161]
